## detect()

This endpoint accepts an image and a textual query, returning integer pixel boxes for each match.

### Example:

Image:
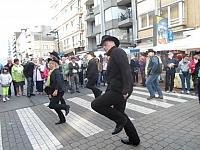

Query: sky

[0,0,52,64]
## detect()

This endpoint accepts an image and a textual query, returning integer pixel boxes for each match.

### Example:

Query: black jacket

[4,63,13,74]
[23,62,35,78]
[68,62,79,75]
[48,68,65,94]
[194,59,200,78]
[106,46,133,95]
[86,58,98,80]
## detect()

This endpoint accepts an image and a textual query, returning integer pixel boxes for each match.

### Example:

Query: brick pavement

[0,86,199,150]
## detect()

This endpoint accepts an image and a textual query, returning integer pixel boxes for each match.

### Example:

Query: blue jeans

[146,75,163,97]
[179,72,190,92]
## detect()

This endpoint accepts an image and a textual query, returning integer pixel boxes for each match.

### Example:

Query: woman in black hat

[45,57,70,124]
[193,51,200,103]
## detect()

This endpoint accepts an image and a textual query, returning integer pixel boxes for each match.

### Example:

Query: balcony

[118,10,132,28]
[117,0,131,6]
[85,8,95,22]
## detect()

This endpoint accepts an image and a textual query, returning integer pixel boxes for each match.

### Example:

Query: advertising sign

[157,16,168,45]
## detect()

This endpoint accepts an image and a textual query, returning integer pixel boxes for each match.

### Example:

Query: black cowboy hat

[193,51,200,56]
[86,51,96,57]
[147,49,156,53]
[99,35,120,47]
[47,58,60,65]
[49,51,60,60]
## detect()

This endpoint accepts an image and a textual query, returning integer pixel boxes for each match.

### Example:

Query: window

[162,7,168,18]
[170,4,179,19]
[105,29,128,41]
[96,33,101,45]
[66,24,68,31]
[149,12,154,26]
[94,0,100,7]
[141,14,147,28]
[95,14,101,26]
[43,45,48,50]
[104,7,125,22]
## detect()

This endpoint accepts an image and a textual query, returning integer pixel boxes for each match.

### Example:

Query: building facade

[136,0,200,51]
[15,26,56,61]
[85,0,200,51]
[50,0,85,55]
[85,0,135,50]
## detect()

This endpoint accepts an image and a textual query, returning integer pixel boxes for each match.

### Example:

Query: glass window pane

[170,4,179,19]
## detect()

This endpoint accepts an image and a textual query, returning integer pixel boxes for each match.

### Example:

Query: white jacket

[0,73,12,86]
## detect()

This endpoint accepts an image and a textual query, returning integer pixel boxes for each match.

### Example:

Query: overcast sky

[0,0,52,64]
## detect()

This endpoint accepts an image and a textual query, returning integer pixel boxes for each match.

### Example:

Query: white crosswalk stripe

[133,86,197,99]
[17,108,63,150]
[129,95,174,108]
[87,94,156,114]
[0,121,3,150]
[44,103,104,137]
[132,90,188,103]
[67,97,134,120]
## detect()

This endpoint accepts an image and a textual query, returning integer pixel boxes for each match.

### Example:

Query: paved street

[0,86,199,150]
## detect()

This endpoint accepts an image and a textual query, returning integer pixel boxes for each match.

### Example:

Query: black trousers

[49,92,68,122]
[86,78,102,98]
[12,81,17,96]
[165,72,175,91]
[27,77,34,96]
[36,81,44,92]
[91,91,140,144]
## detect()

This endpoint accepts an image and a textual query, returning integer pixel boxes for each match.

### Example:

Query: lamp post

[50,30,60,52]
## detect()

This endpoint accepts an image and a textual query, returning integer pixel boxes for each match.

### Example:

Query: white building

[50,0,86,55]
[15,26,56,61]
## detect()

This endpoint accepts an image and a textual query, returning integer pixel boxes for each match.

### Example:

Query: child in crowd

[0,67,12,102]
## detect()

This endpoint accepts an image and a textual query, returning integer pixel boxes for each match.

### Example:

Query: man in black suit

[91,35,140,146]
[45,57,70,125]
[86,51,102,98]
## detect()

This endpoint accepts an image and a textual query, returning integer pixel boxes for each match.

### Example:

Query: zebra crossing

[0,86,194,150]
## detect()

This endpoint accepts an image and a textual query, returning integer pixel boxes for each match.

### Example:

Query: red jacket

[189,59,198,74]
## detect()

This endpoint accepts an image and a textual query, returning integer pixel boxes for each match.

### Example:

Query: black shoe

[147,96,155,100]
[76,90,80,93]
[27,95,31,98]
[55,120,66,125]
[121,138,140,146]
[65,105,70,116]
[112,119,127,135]
[156,96,163,99]
[31,94,36,96]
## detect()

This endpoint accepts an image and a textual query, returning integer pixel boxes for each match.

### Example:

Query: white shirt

[0,73,12,86]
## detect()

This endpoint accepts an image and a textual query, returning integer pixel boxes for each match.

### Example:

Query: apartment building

[136,0,200,50]
[85,0,135,50]
[50,0,85,55]
[15,26,55,61]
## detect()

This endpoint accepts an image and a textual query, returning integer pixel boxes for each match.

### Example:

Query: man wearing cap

[146,49,163,100]
[45,57,70,124]
[86,51,102,98]
[164,52,178,92]
[68,56,80,93]
[91,35,140,146]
